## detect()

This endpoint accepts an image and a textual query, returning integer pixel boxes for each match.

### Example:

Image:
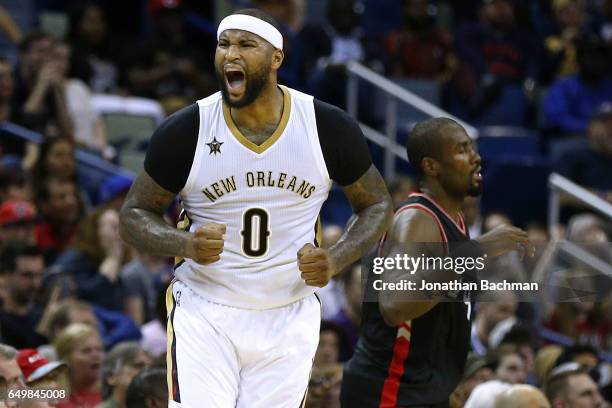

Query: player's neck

[230,84,284,144]
[420,184,463,221]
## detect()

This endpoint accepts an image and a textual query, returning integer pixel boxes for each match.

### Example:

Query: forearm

[24,81,49,113]
[328,200,392,274]
[52,85,74,140]
[119,207,191,259]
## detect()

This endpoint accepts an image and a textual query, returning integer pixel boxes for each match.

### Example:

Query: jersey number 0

[241,208,270,257]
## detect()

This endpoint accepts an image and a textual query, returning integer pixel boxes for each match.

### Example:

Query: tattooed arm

[297,165,392,287]
[330,165,393,273]
[119,171,191,258]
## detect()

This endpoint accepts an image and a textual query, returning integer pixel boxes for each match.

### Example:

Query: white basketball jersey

[175,86,331,309]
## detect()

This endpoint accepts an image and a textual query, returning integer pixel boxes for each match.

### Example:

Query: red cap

[16,349,66,384]
[0,200,36,226]
[149,0,182,15]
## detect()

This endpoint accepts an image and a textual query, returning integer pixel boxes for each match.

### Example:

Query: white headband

[217,14,283,50]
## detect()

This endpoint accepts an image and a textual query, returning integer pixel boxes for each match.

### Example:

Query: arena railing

[0,121,134,180]
[548,173,612,233]
[345,61,479,180]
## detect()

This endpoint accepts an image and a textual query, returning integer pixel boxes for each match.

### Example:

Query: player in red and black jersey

[340,118,534,408]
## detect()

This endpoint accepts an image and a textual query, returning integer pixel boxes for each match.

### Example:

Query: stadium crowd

[0,0,610,407]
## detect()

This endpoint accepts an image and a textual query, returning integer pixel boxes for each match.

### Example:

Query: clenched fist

[187,223,226,265]
[298,243,336,287]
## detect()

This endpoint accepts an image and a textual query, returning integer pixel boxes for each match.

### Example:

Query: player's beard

[216,62,271,108]
[468,182,483,197]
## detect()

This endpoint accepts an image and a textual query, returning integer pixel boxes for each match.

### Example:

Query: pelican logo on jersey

[206,136,223,155]
[201,171,317,203]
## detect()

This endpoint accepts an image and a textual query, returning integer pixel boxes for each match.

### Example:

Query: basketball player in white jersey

[119,8,393,408]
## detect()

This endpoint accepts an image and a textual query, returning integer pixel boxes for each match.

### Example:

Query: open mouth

[225,68,245,93]
[473,167,482,182]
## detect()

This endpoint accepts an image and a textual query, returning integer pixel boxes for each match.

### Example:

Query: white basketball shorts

[166,279,321,408]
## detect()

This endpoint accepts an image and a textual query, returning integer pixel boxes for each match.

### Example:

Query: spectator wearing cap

[0,243,47,348]
[97,175,133,211]
[51,208,130,312]
[121,0,216,111]
[449,354,494,407]
[98,342,151,408]
[545,363,606,408]
[16,349,68,393]
[54,323,104,408]
[0,200,37,247]
[125,368,167,408]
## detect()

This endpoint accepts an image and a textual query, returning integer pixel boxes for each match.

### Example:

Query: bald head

[495,385,550,408]
[407,117,463,175]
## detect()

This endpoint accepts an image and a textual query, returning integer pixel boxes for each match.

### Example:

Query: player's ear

[421,157,439,177]
[271,48,284,69]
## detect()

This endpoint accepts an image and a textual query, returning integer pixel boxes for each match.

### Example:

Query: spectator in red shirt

[383,0,455,81]
[34,177,82,262]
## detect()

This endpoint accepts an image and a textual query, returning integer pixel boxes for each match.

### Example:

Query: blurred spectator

[299,0,365,107]
[481,213,527,283]
[99,342,151,408]
[558,112,612,207]
[543,35,612,136]
[121,0,216,109]
[382,0,455,81]
[308,321,345,408]
[0,200,37,247]
[545,301,610,349]
[67,3,119,93]
[534,344,564,386]
[51,208,129,312]
[0,344,23,390]
[592,0,612,42]
[452,0,536,122]
[540,0,588,84]
[124,368,167,408]
[494,384,550,408]
[97,176,133,211]
[496,325,539,384]
[51,41,107,155]
[0,56,14,123]
[16,348,68,393]
[387,175,417,210]
[0,7,23,46]
[545,364,606,408]
[253,0,304,89]
[12,32,74,141]
[555,344,601,371]
[120,252,172,325]
[34,177,83,263]
[0,167,33,203]
[449,354,495,407]
[464,379,512,408]
[140,286,167,358]
[0,243,47,348]
[43,299,141,352]
[329,263,361,349]
[471,292,518,355]
[54,323,104,408]
[490,344,528,384]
